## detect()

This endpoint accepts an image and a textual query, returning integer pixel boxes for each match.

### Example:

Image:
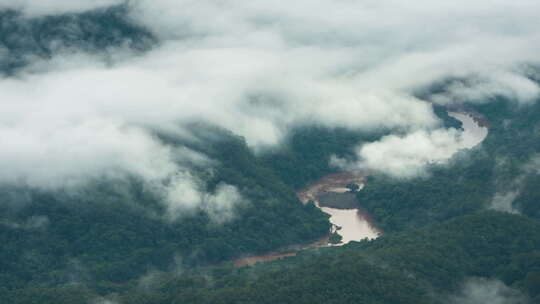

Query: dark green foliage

[345,183,360,192]
[433,104,463,129]
[359,151,496,232]
[261,126,385,189]
[2,8,540,302]
[328,231,342,244]
[357,95,540,233]
[9,211,540,304]
[5,96,540,303]
[4,95,540,303]
[181,211,539,303]
[0,5,155,74]
[55,211,536,304]
[0,131,330,298]
[6,285,97,304]
[514,174,540,220]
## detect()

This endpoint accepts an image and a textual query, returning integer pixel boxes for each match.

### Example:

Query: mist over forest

[1,1,540,303]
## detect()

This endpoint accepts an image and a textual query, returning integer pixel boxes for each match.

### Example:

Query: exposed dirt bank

[232,236,329,267]
[297,172,365,204]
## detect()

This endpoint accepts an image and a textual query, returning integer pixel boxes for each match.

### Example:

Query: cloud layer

[333,128,466,178]
[449,278,529,304]
[332,113,489,177]
[0,0,123,17]
[1,0,540,206]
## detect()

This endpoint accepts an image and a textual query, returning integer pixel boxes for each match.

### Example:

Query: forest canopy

[1,1,540,303]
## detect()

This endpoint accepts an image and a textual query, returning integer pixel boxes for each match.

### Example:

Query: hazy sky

[1,1,540,211]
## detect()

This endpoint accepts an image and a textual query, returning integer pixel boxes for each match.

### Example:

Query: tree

[346,184,360,193]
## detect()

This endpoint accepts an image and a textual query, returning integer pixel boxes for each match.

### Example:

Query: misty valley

[1,2,540,304]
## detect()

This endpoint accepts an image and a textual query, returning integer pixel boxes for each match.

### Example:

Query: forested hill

[3,88,540,303]
[0,5,154,74]
[2,2,540,304]
[7,211,540,304]
[0,129,332,290]
[358,95,540,233]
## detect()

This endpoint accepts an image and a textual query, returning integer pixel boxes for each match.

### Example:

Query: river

[303,111,488,246]
[297,172,379,246]
[233,111,488,266]
[448,112,488,149]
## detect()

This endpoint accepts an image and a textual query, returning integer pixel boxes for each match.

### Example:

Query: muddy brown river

[233,111,488,266]
[297,172,380,245]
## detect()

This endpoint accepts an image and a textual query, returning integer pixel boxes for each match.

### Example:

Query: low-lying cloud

[448,278,529,304]
[163,174,246,223]
[1,215,49,230]
[0,0,123,17]
[490,191,521,214]
[332,112,489,177]
[1,0,540,209]
[332,128,468,178]
[331,113,488,178]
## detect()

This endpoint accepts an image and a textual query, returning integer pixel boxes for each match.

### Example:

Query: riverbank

[232,110,489,267]
[297,172,365,204]
[232,173,380,266]
[299,172,381,245]
[232,236,330,267]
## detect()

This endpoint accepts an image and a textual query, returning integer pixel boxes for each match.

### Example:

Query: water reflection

[319,204,379,245]
[449,112,488,148]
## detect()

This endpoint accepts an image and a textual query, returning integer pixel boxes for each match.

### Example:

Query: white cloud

[0,0,123,17]
[164,172,204,216]
[332,111,490,177]
[523,155,540,174]
[490,192,520,214]
[333,128,465,178]
[164,176,245,223]
[0,117,176,188]
[204,184,245,224]
[0,42,441,187]
[2,0,540,194]
[431,72,540,105]
[448,278,529,304]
